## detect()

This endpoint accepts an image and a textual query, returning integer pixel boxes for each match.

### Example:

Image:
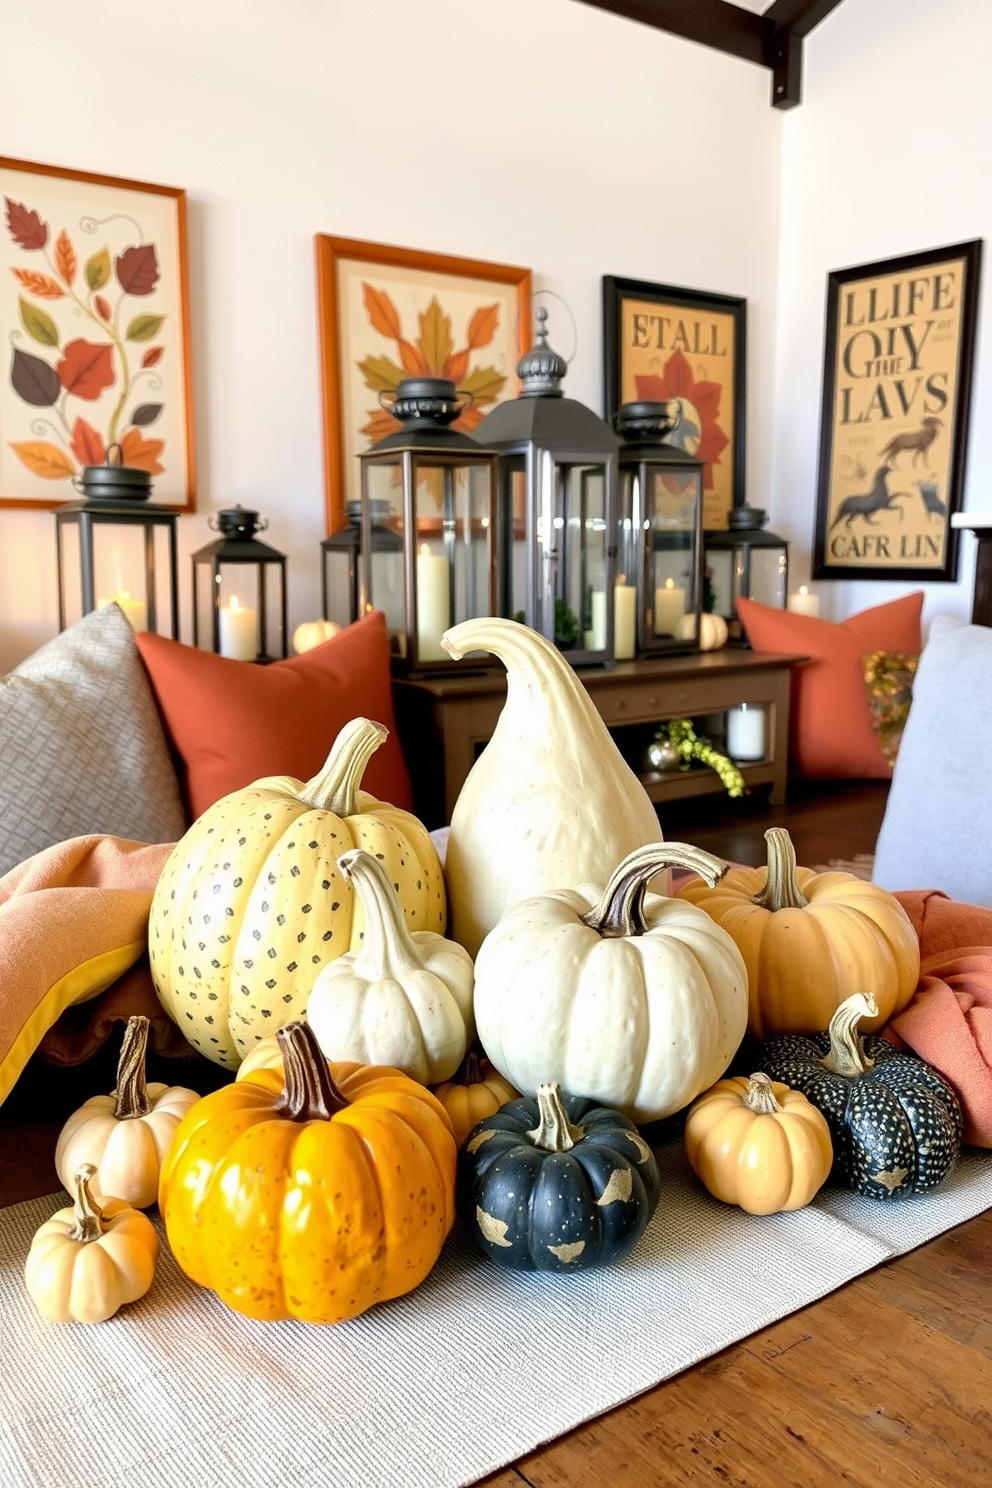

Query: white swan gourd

[441,617,664,958]
[473,842,749,1124]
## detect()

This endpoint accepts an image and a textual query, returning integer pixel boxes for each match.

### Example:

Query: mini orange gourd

[431,1047,518,1148]
[158,1020,457,1324]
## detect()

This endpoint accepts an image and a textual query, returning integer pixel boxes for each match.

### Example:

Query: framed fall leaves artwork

[603,275,746,531]
[0,156,195,510]
[315,234,531,532]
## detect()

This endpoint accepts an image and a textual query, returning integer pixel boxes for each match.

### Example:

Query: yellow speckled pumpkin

[149,717,445,1070]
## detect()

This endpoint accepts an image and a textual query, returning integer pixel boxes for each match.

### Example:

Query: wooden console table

[393,650,802,829]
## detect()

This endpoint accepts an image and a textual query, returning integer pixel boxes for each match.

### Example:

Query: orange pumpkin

[431,1046,518,1148]
[676,826,920,1039]
[158,1021,457,1324]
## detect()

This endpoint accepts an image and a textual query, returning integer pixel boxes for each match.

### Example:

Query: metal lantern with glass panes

[191,506,288,662]
[615,400,704,657]
[704,506,789,642]
[54,450,179,636]
[473,307,619,665]
[357,375,497,674]
[320,499,403,630]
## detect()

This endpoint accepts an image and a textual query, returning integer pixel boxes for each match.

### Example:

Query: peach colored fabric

[886,889,992,1147]
[736,592,923,779]
[0,836,177,1103]
[135,610,413,820]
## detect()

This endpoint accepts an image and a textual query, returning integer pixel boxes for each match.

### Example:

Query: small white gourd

[441,617,664,958]
[306,848,475,1084]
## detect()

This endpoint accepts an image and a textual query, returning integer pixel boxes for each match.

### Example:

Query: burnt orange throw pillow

[136,611,413,820]
[736,591,923,779]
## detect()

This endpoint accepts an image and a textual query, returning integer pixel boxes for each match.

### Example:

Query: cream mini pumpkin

[149,716,445,1069]
[473,842,748,1124]
[55,1015,199,1208]
[677,611,729,651]
[292,617,343,654]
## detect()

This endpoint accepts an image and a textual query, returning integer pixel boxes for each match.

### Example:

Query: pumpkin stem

[581,842,728,937]
[274,1021,349,1122]
[820,992,879,1079]
[526,1082,586,1151]
[752,828,809,911]
[743,1072,783,1115]
[459,1046,484,1086]
[295,718,387,816]
[337,848,421,977]
[112,1015,152,1121]
[68,1164,107,1245]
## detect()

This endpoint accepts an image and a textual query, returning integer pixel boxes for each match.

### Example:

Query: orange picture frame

[315,234,531,534]
[0,155,196,511]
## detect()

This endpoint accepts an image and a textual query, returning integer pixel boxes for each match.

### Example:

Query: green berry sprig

[657,718,747,798]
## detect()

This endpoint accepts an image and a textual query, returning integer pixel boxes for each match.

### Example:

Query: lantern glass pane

[559,465,606,653]
[707,547,735,620]
[364,461,406,650]
[411,457,491,662]
[648,468,697,638]
[496,457,527,621]
[323,545,357,628]
[93,526,147,627]
[748,547,788,608]
[57,522,83,628]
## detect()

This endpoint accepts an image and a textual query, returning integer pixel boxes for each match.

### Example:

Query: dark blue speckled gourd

[457,1082,660,1272]
[758,991,962,1200]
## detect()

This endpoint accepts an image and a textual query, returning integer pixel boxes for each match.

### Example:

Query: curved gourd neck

[296,716,386,815]
[442,617,601,742]
[337,848,421,977]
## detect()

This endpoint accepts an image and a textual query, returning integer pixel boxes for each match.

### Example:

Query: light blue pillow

[873,614,992,906]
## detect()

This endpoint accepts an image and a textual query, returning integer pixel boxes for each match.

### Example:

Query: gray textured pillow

[0,604,188,876]
[873,614,992,906]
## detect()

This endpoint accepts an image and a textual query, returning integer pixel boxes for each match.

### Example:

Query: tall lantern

[473,307,619,665]
[191,505,288,662]
[615,401,704,657]
[358,376,497,674]
[705,506,789,641]
[320,499,403,630]
[54,452,179,636]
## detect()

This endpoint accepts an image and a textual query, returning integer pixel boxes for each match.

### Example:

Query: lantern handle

[376,387,474,414]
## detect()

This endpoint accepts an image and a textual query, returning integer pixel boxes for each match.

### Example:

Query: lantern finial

[517,307,567,397]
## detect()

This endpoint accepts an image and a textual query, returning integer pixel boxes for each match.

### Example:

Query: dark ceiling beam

[576,0,847,109]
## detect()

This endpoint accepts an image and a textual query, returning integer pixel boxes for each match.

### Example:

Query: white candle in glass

[653,577,685,636]
[219,594,257,660]
[589,590,608,651]
[98,591,147,632]
[416,544,450,661]
[726,703,766,761]
[614,577,637,661]
[786,585,820,617]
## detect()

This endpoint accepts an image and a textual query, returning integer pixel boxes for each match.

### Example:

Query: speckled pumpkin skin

[759,1032,962,1200]
[158,1059,457,1324]
[149,778,445,1070]
[456,1092,661,1272]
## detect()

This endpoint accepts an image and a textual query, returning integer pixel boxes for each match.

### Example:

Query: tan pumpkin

[683,1071,833,1214]
[25,1163,159,1324]
[431,1046,518,1147]
[676,826,920,1038]
[54,1015,199,1208]
[149,716,446,1069]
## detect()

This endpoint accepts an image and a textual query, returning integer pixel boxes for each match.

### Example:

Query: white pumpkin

[306,848,475,1084]
[677,611,729,651]
[54,1016,199,1209]
[441,617,664,958]
[473,842,748,1125]
[292,617,343,654]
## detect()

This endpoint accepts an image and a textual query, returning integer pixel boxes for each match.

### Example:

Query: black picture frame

[603,275,747,530]
[812,240,982,582]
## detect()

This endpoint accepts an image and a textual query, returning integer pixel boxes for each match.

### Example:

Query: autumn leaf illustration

[120,428,165,473]
[141,346,165,369]
[359,353,405,393]
[466,303,500,349]
[635,348,729,491]
[57,339,116,400]
[116,243,159,296]
[4,197,48,251]
[11,268,64,299]
[85,247,111,292]
[363,284,403,341]
[10,348,60,407]
[69,417,106,468]
[419,299,454,374]
[19,298,60,347]
[10,441,76,478]
[54,229,77,286]
[95,295,112,322]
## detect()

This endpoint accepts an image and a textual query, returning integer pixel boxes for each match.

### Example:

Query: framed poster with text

[603,275,746,531]
[813,240,982,581]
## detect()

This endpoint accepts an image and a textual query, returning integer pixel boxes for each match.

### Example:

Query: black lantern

[358,376,497,674]
[54,451,179,636]
[473,308,619,664]
[320,499,403,630]
[615,401,705,657]
[705,506,789,641]
[191,505,288,662]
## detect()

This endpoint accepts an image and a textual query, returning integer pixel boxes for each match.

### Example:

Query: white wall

[0,0,782,670]
[772,0,991,624]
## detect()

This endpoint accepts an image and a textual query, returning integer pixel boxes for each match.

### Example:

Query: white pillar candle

[614,580,637,661]
[787,585,820,617]
[218,595,257,660]
[653,578,685,636]
[98,591,147,632]
[726,703,766,761]
[589,590,608,651]
[416,545,450,662]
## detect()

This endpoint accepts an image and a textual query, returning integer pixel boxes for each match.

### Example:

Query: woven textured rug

[1,1139,989,1488]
